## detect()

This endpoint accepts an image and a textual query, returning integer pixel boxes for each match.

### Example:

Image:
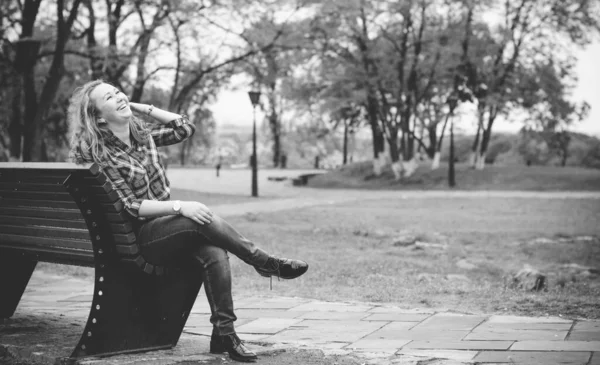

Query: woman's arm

[129,102,195,147]
[139,200,214,225]
[129,102,181,124]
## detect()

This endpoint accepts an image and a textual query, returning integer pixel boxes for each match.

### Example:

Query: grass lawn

[224,196,600,319]
[308,161,600,191]
[38,193,600,319]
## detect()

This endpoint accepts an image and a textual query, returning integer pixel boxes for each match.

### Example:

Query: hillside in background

[212,124,600,170]
[307,162,600,191]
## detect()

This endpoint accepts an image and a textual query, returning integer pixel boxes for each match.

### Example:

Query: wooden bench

[0,162,203,359]
[292,173,323,186]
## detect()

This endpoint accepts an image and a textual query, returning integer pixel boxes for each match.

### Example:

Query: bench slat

[0,224,90,240]
[0,197,123,213]
[0,245,94,266]
[0,182,66,192]
[0,198,78,210]
[0,215,88,230]
[0,189,119,204]
[1,207,83,220]
[0,215,133,234]
[0,233,92,251]
[0,190,71,201]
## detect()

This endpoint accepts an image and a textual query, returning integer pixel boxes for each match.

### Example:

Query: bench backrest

[0,162,143,270]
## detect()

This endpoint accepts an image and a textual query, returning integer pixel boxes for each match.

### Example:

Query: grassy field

[221,196,600,319]
[308,162,600,191]
[38,191,600,319]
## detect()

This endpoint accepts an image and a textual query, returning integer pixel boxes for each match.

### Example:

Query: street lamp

[247,90,261,197]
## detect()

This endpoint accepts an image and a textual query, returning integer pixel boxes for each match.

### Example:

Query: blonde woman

[68,80,308,362]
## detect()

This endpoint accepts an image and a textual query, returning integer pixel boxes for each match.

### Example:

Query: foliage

[0,0,598,171]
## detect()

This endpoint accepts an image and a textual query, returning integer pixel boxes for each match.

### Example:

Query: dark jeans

[136,214,270,335]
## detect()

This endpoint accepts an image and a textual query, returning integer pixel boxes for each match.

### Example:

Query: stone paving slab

[487,314,572,324]
[397,349,478,362]
[297,311,370,321]
[569,321,600,341]
[590,352,600,365]
[346,339,411,351]
[465,329,569,341]
[288,301,373,313]
[363,313,432,322]
[237,318,304,335]
[473,351,592,365]
[475,321,573,331]
[412,313,487,331]
[367,306,434,314]
[403,340,513,350]
[267,319,384,343]
[235,309,307,319]
[510,340,600,351]
[235,297,310,310]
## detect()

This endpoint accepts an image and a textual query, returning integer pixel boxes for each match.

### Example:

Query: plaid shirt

[93,116,194,220]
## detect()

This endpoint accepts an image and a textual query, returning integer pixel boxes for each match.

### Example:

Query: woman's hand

[180,201,213,225]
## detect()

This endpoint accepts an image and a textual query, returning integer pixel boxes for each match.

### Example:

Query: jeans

[136,214,270,335]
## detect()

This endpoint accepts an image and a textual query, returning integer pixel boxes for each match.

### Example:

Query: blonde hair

[68,80,149,164]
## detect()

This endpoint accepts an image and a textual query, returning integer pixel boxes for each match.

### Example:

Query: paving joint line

[565,319,578,341]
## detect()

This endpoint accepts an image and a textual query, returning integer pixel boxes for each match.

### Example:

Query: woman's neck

[109,123,131,147]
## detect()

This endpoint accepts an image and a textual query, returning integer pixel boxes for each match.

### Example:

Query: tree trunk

[130,32,151,102]
[343,119,348,165]
[9,80,23,159]
[10,0,41,160]
[477,128,491,170]
[268,85,280,168]
[366,94,384,158]
[21,61,38,160]
[561,148,568,167]
[431,151,441,170]
[367,95,384,176]
[23,0,82,161]
[388,128,402,180]
[427,125,437,159]
[470,109,483,168]
[85,0,103,79]
[448,118,456,187]
[476,105,497,170]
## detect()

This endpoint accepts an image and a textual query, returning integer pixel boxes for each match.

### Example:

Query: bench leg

[0,254,37,318]
[71,262,203,358]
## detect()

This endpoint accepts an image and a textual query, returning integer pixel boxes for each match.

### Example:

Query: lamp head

[248,91,261,106]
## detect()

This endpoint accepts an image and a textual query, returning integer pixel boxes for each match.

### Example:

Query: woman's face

[90,83,131,126]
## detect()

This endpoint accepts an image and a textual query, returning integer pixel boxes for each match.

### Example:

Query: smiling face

[89,83,131,126]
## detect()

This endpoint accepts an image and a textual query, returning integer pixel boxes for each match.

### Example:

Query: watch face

[173,201,181,212]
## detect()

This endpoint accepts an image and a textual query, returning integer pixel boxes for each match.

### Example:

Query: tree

[242,12,310,167]
[469,0,600,169]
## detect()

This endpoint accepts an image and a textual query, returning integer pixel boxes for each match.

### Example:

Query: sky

[210,42,600,137]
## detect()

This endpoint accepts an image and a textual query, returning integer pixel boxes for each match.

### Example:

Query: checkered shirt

[95,116,194,220]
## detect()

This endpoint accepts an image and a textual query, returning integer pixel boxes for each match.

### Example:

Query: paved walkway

[3,270,599,365]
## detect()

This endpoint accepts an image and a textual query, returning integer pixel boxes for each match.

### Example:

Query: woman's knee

[193,245,229,268]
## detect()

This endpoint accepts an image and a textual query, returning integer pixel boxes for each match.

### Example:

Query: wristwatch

[172,200,181,215]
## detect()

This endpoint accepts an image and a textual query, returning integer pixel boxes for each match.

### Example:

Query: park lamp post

[248,90,261,197]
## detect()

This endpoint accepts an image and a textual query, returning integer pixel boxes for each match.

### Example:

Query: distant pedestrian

[216,153,222,177]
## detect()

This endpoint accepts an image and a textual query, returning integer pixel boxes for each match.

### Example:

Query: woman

[68,80,308,363]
